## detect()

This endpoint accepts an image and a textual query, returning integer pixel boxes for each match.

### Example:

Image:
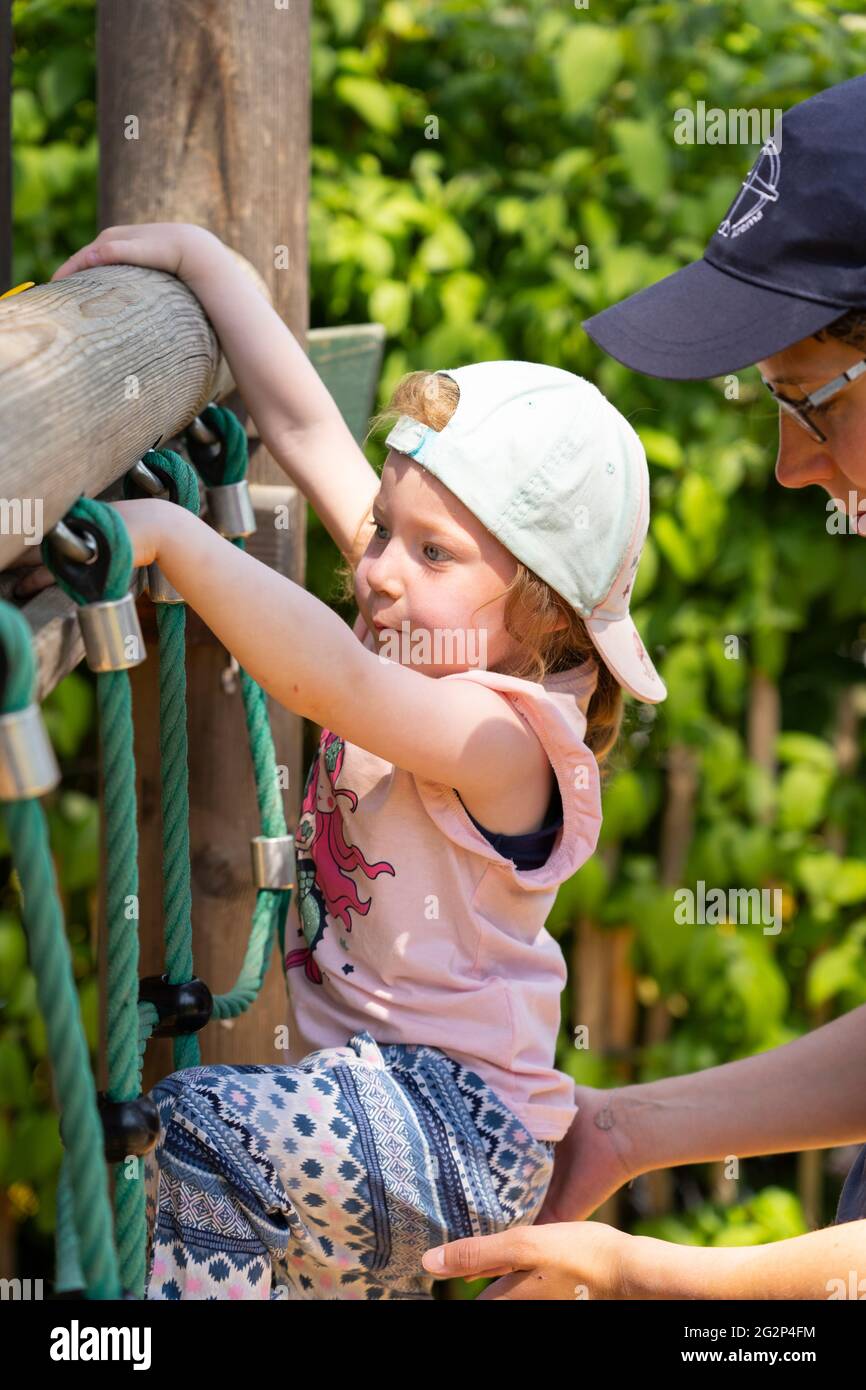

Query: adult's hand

[534,1083,638,1223]
[422,1220,628,1300]
[7,545,56,599]
[420,1085,641,1299]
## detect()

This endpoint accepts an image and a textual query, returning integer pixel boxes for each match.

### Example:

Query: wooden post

[97,0,310,1084]
[0,5,14,1277]
[641,743,698,1216]
[571,839,638,1227]
[0,0,10,291]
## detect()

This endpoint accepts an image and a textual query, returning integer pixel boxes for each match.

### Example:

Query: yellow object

[0,281,36,299]
[7,1181,39,1219]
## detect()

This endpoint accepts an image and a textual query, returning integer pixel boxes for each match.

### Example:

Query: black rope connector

[138,974,213,1037]
[97,1092,161,1163]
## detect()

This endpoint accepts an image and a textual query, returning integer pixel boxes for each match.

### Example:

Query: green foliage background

[5,0,866,1277]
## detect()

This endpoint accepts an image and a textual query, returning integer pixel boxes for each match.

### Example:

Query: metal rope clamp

[79,595,146,671]
[0,704,61,799]
[207,480,256,539]
[127,459,184,605]
[47,520,147,672]
[250,833,297,891]
[187,408,256,539]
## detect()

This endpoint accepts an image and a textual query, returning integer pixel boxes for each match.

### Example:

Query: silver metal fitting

[0,704,62,799]
[47,519,98,566]
[187,404,219,446]
[145,562,184,604]
[77,593,147,671]
[129,458,170,499]
[250,834,296,891]
[207,481,256,539]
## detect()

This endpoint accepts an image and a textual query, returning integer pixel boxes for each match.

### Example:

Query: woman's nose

[775,413,835,489]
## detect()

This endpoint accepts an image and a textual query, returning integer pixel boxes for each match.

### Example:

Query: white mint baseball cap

[383,360,667,703]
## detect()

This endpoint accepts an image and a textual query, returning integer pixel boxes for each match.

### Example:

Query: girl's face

[354,450,528,676]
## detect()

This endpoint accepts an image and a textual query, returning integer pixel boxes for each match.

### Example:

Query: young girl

[43,224,667,1300]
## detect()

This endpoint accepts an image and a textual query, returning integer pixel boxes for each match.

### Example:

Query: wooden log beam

[0,0,10,292]
[0,263,239,569]
[0,316,378,700]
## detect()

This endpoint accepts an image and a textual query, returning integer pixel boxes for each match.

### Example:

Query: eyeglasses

[759,357,866,443]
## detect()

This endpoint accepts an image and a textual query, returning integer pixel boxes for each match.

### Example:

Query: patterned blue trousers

[143,1030,555,1300]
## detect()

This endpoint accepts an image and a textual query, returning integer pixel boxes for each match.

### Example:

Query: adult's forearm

[616,1004,866,1173]
[627,1220,866,1299]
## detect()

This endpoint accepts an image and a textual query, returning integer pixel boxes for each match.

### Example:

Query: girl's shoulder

[440,659,599,737]
[346,608,602,881]
[419,662,603,886]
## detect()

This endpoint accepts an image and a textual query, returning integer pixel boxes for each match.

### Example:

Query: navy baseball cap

[582,74,866,380]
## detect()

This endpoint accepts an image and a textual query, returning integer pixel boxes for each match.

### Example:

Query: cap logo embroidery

[633,631,656,679]
[717,136,780,239]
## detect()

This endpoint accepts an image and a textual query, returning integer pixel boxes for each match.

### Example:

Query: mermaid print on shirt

[285,730,395,984]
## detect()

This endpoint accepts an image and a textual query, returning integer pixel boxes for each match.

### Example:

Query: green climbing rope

[4,404,293,1299]
[42,499,149,1297]
[123,450,202,1072]
[190,404,293,992]
[129,434,292,1025]
[0,601,121,1299]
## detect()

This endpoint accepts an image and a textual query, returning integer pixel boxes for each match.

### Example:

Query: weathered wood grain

[0,265,235,569]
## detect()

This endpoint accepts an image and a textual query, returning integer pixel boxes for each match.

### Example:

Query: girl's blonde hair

[336,370,625,765]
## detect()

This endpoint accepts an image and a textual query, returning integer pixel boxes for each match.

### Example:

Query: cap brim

[581,258,848,381]
[586,614,667,704]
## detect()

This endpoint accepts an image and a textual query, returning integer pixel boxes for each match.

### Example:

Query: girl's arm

[125,501,552,806]
[51,222,380,564]
[181,233,380,564]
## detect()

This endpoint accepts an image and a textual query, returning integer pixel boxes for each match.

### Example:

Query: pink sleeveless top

[282,613,603,1140]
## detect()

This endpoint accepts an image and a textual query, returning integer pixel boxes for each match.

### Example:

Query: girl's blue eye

[372,524,448,563]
